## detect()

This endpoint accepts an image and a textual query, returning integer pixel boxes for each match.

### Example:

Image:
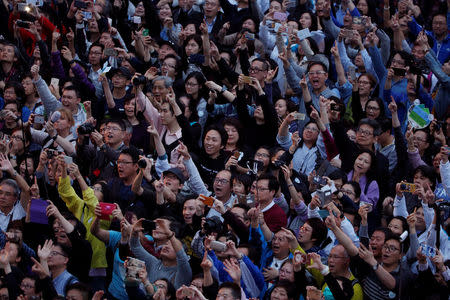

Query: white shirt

[0,201,26,231]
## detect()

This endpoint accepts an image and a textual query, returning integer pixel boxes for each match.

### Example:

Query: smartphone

[286,0,296,8]
[242,75,252,84]
[188,54,205,65]
[34,115,45,125]
[98,202,117,220]
[210,240,227,252]
[359,201,373,212]
[393,67,406,77]
[142,220,155,232]
[353,16,363,24]
[17,3,31,12]
[273,12,287,22]
[104,48,118,57]
[83,11,92,20]
[317,189,332,207]
[182,288,194,298]
[50,77,60,87]
[199,194,214,207]
[293,112,306,120]
[348,66,357,82]
[29,198,49,224]
[444,146,450,154]
[133,16,141,24]
[313,176,327,186]
[232,151,243,161]
[142,29,149,36]
[297,28,311,40]
[330,103,341,111]
[16,20,30,28]
[125,257,145,283]
[74,0,87,9]
[244,32,255,40]
[63,155,73,165]
[420,243,436,258]
[399,183,416,193]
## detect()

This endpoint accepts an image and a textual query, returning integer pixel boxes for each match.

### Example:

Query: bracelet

[51,134,58,141]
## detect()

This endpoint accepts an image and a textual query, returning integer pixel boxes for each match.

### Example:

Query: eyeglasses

[185,82,198,87]
[255,152,270,158]
[358,80,371,85]
[413,136,427,143]
[11,135,24,141]
[90,186,103,192]
[20,283,34,289]
[357,128,373,136]
[308,71,327,76]
[49,250,67,257]
[214,178,229,185]
[383,244,400,253]
[340,189,355,196]
[366,105,380,111]
[304,126,319,132]
[249,67,265,73]
[117,160,135,165]
[162,63,176,69]
[255,186,270,191]
[90,51,102,55]
[105,126,123,132]
[0,190,14,197]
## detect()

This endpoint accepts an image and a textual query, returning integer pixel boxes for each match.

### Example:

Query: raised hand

[223,259,242,283]
[306,252,325,271]
[37,239,53,261]
[358,244,377,266]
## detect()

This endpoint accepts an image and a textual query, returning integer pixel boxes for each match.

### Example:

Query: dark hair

[305,218,328,246]
[4,81,25,103]
[385,235,405,253]
[354,149,377,180]
[379,118,392,134]
[299,11,318,31]
[203,124,228,147]
[389,50,413,68]
[89,42,105,53]
[307,61,327,72]
[62,85,81,99]
[54,242,72,258]
[372,227,394,242]
[164,54,182,76]
[345,181,362,199]
[106,119,126,131]
[271,280,296,299]
[65,283,90,300]
[257,173,279,193]
[184,34,203,52]
[185,71,207,101]
[358,118,381,136]
[328,168,347,183]
[218,282,241,299]
[413,165,437,190]
[120,146,140,163]
[252,58,269,71]
[232,173,253,194]
[155,278,176,299]
[389,216,408,233]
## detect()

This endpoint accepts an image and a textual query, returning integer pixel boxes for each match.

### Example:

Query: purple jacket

[347,171,380,206]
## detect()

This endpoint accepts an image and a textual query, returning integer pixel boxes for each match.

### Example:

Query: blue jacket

[425,50,450,120]
[408,15,450,64]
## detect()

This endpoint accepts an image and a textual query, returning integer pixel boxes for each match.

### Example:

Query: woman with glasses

[183,72,208,132]
[348,73,380,125]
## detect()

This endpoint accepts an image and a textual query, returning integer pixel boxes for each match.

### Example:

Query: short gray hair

[0,179,20,198]
[152,76,173,88]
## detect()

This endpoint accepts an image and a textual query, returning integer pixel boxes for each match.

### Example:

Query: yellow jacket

[58,176,110,269]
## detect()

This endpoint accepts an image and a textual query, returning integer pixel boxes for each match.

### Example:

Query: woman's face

[135,2,145,16]
[184,24,196,36]
[203,129,222,157]
[124,99,136,118]
[185,77,200,96]
[388,218,404,235]
[413,170,432,190]
[19,158,34,177]
[92,183,104,201]
[185,38,200,56]
[242,19,256,32]
[158,4,172,20]
[183,199,197,224]
[224,124,239,145]
[279,262,294,282]
[365,100,381,120]
[20,278,37,297]
[353,152,371,175]
[357,75,372,96]
[413,130,429,153]
[274,99,287,118]
[357,0,368,15]
[54,113,72,133]
[341,183,357,202]
[299,12,312,29]
[271,286,289,300]
[254,148,270,168]
[302,123,320,143]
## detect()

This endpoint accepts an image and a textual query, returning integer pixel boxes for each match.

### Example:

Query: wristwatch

[372,263,379,271]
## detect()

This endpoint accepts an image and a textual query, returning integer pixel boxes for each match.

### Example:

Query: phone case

[199,194,214,207]
[99,202,117,220]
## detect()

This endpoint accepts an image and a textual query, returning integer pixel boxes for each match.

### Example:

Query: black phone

[142,220,155,232]
[16,20,30,28]
[330,103,341,112]
[393,67,406,77]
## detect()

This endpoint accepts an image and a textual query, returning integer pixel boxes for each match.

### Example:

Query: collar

[261,200,275,213]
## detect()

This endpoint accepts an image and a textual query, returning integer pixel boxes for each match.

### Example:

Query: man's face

[99,32,113,47]
[112,73,128,88]
[159,102,175,125]
[1,45,16,63]
[204,129,222,157]
[161,58,177,78]
[413,130,429,152]
[160,240,177,260]
[117,153,137,179]
[3,242,20,265]
[355,124,375,148]
[255,179,274,204]
[22,77,35,96]
[104,122,125,146]
[303,123,320,143]
[271,231,290,257]
[3,87,17,102]
[0,183,17,212]
[249,61,267,82]
[391,53,406,70]
[66,289,86,300]
[432,15,447,37]
[204,0,220,18]
[443,60,450,75]
[308,64,328,90]
[381,239,402,265]
[163,172,182,193]
[47,245,68,268]
[152,80,169,102]
[89,46,103,65]
[216,287,236,300]
[369,230,385,257]
[230,207,249,227]
[328,245,349,275]
[158,45,176,61]
[61,90,80,111]
[213,170,232,199]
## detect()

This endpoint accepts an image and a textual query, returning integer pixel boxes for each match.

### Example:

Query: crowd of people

[0,0,448,298]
